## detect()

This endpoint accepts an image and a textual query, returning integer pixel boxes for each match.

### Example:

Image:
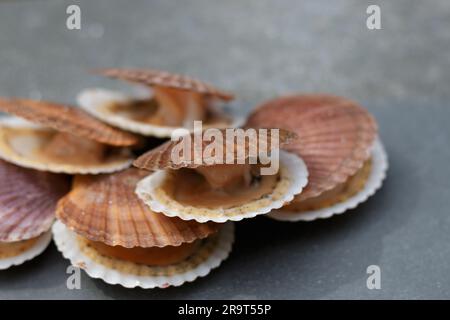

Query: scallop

[78,68,237,137]
[133,128,297,171]
[94,68,234,101]
[245,94,378,201]
[0,97,139,146]
[56,168,220,248]
[0,96,140,174]
[0,159,70,242]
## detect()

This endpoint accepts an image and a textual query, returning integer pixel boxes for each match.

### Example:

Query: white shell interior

[0,231,52,270]
[52,221,234,289]
[78,88,243,138]
[135,150,309,223]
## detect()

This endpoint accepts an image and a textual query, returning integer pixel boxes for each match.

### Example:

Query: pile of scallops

[0,69,387,288]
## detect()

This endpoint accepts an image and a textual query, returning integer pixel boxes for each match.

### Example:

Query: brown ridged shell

[0,159,70,242]
[245,94,378,201]
[95,68,234,101]
[133,128,296,171]
[0,98,139,146]
[56,168,220,248]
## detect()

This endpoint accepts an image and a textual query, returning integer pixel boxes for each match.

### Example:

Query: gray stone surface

[0,0,449,299]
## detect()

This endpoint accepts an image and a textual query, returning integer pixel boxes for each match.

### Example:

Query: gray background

[0,0,449,299]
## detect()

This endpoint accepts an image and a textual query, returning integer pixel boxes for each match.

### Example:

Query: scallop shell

[245,94,378,201]
[133,128,297,171]
[0,117,134,174]
[136,150,308,223]
[52,221,234,289]
[0,159,70,242]
[94,68,234,101]
[0,231,52,270]
[57,168,220,248]
[0,97,139,146]
[268,138,388,221]
[77,88,243,138]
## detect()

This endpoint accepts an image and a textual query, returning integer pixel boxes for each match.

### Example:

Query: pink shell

[246,94,378,201]
[0,159,70,242]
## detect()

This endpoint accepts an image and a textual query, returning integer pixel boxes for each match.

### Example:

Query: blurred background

[0,0,449,299]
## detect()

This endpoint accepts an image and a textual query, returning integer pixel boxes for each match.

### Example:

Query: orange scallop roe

[283,159,372,212]
[85,239,200,266]
[153,86,206,127]
[0,237,39,259]
[41,132,106,164]
[163,164,278,209]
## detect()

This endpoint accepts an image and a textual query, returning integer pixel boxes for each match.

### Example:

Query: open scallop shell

[136,150,308,223]
[0,231,52,270]
[268,139,388,221]
[245,94,378,201]
[134,128,297,171]
[57,168,220,248]
[0,159,70,242]
[77,88,243,138]
[0,116,134,174]
[0,98,139,146]
[94,68,234,101]
[52,220,234,289]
